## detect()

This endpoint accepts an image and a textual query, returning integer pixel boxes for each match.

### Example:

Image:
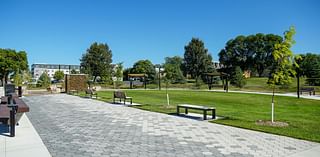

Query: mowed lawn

[96,90,320,142]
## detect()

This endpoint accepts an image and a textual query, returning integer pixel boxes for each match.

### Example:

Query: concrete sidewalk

[0,114,51,157]
[207,89,320,100]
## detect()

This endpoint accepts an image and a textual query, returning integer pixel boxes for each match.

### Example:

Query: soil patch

[256,120,289,127]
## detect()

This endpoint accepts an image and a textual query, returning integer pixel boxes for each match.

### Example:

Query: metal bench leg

[177,106,180,115]
[204,110,207,120]
[212,109,216,119]
[185,108,188,114]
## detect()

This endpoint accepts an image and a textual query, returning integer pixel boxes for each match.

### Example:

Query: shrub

[230,66,246,88]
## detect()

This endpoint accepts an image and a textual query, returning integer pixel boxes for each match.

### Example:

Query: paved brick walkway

[24,94,318,157]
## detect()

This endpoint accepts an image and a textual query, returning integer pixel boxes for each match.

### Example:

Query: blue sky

[0,0,319,68]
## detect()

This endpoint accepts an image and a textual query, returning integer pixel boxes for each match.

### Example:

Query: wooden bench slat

[0,105,10,124]
[178,104,215,110]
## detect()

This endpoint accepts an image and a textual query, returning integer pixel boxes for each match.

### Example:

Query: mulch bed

[256,120,289,127]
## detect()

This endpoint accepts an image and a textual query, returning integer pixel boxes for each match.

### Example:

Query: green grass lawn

[102,77,318,94]
[94,90,320,142]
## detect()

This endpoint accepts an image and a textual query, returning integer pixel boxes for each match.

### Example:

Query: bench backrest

[114,91,126,98]
[85,89,95,94]
[300,87,315,91]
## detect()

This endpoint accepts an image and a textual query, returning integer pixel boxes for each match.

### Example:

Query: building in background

[213,61,223,70]
[31,63,80,81]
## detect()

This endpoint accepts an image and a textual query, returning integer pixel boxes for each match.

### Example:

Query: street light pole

[158,66,161,90]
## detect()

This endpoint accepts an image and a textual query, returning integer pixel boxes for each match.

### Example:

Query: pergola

[204,72,229,92]
[128,74,148,89]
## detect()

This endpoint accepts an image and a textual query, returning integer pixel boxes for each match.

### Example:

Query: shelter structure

[128,74,147,89]
[205,72,229,92]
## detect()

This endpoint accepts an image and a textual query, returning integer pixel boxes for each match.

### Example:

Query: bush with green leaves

[38,71,51,87]
[54,71,65,81]
[230,66,246,88]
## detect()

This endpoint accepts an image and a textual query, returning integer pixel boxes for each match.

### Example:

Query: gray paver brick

[24,94,318,157]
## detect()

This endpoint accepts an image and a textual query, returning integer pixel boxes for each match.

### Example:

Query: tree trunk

[4,75,8,84]
[257,65,264,77]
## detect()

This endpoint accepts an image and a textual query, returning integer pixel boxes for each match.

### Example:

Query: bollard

[18,86,22,97]
[7,94,17,137]
[10,108,15,137]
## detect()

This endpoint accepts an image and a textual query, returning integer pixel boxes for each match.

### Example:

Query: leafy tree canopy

[0,48,28,85]
[268,26,296,86]
[38,71,51,87]
[299,53,320,85]
[230,66,246,88]
[219,33,282,77]
[183,38,213,82]
[80,42,113,82]
[131,60,156,81]
[54,71,65,81]
[164,56,185,84]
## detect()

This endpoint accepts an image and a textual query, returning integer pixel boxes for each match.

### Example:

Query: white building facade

[31,64,80,81]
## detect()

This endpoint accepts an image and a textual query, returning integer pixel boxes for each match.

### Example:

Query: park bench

[69,90,78,95]
[300,87,315,96]
[0,95,29,137]
[177,104,216,120]
[113,91,132,104]
[85,89,98,99]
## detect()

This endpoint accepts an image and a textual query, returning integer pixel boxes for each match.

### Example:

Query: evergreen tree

[38,71,51,87]
[230,66,246,88]
[164,56,185,84]
[183,38,212,83]
[80,42,113,82]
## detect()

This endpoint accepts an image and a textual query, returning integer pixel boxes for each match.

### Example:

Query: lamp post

[155,64,161,90]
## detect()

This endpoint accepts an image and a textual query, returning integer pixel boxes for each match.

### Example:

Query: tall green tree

[53,71,65,81]
[164,56,185,84]
[131,60,156,81]
[0,48,28,85]
[300,53,320,85]
[252,34,283,77]
[219,33,282,77]
[219,36,249,72]
[268,26,297,122]
[80,42,113,82]
[183,38,212,83]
